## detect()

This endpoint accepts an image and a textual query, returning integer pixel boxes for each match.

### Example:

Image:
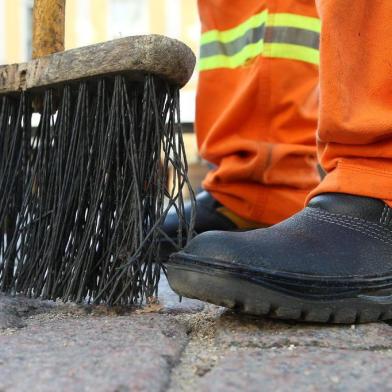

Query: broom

[0,0,196,306]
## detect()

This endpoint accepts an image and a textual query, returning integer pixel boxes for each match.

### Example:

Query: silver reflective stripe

[264,26,319,49]
[200,24,266,58]
[200,25,319,59]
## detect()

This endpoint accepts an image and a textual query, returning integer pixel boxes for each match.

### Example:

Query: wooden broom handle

[32,0,66,59]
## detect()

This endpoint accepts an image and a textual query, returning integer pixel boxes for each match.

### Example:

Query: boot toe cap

[177,229,268,267]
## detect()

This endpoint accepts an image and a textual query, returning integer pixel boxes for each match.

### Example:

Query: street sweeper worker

[164,0,392,324]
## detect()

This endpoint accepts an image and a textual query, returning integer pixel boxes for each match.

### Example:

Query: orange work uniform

[196,0,321,225]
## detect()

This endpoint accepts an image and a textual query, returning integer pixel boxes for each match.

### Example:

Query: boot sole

[167,256,392,324]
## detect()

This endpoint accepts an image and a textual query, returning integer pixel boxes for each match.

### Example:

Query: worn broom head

[0,35,196,306]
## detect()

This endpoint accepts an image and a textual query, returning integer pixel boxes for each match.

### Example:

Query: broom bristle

[0,74,194,306]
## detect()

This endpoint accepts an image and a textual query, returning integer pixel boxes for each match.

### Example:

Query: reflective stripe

[199,12,320,71]
[200,42,264,71]
[200,24,265,58]
[200,10,268,45]
[201,26,319,58]
[265,26,319,50]
[264,43,319,65]
[268,13,321,33]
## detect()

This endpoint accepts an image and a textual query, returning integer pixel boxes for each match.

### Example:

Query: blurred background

[0,0,209,193]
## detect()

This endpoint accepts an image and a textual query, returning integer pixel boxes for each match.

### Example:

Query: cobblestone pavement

[1,277,392,392]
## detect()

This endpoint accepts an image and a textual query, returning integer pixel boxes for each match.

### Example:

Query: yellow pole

[90,0,108,44]
[4,0,22,63]
[64,0,77,49]
[181,1,199,91]
[32,0,66,58]
[147,0,166,35]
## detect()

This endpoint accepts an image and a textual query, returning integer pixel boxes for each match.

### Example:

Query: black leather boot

[160,191,263,260]
[167,193,392,323]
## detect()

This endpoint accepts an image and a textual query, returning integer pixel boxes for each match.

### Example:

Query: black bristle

[0,74,194,306]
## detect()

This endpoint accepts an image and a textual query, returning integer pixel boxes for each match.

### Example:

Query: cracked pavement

[1,277,392,392]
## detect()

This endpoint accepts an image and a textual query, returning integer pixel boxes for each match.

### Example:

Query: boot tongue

[307,193,388,224]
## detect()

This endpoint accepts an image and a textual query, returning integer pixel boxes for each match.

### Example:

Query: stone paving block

[0,314,188,392]
[0,274,203,327]
[196,348,392,392]
[0,294,54,330]
[0,299,23,330]
[215,312,392,350]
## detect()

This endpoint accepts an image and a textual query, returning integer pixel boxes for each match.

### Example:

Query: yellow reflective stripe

[199,41,264,71]
[268,13,321,33]
[263,43,319,65]
[200,10,268,45]
[200,43,319,71]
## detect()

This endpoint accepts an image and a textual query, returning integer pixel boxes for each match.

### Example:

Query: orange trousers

[196,0,392,225]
